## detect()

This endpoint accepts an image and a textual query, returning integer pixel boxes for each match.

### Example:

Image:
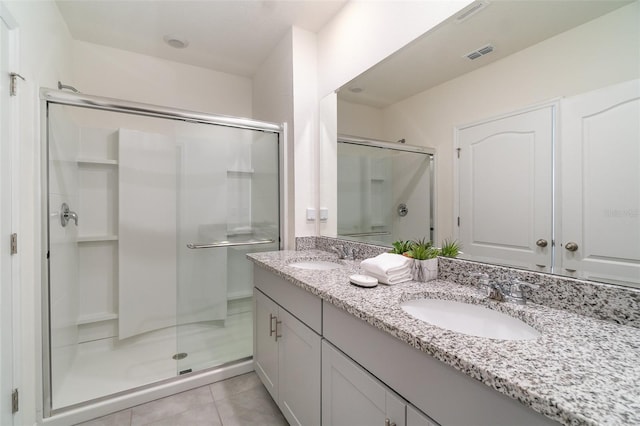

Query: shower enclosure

[41,90,281,415]
[337,135,435,246]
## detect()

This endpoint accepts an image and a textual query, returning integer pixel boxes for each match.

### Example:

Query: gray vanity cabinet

[322,340,437,426]
[253,266,322,426]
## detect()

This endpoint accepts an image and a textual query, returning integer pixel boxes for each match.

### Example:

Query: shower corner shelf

[77,235,119,243]
[77,158,119,166]
[227,169,254,175]
[77,312,118,325]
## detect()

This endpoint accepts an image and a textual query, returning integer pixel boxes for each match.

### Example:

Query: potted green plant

[439,239,461,258]
[407,238,439,282]
[389,240,413,256]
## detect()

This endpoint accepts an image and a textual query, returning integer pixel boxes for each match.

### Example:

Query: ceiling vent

[465,44,494,60]
[455,1,489,23]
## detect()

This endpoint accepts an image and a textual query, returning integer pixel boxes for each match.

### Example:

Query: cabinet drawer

[253,265,322,334]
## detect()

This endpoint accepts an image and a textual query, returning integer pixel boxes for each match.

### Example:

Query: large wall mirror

[320,0,640,288]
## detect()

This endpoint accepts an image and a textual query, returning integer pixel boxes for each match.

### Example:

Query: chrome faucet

[471,273,539,305]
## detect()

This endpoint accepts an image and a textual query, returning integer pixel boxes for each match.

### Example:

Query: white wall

[381,1,640,242]
[2,1,74,423]
[291,27,319,239]
[337,99,384,140]
[252,29,294,247]
[317,0,472,97]
[253,27,319,247]
[73,40,252,117]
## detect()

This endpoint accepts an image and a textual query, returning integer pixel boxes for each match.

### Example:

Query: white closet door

[119,129,177,339]
[560,79,640,286]
[458,105,554,271]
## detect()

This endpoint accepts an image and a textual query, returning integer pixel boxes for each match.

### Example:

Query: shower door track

[338,134,435,155]
[40,88,283,133]
[39,88,284,420]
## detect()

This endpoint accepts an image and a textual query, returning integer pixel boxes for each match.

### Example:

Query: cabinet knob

[565,242,579,252]
[385,419,390,426]
[536,239,548,248]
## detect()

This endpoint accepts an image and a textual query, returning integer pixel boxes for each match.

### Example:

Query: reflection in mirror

[322,0,640,287]
[336,135,434,246]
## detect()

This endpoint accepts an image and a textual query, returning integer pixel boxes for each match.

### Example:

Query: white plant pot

[413,258,438,282]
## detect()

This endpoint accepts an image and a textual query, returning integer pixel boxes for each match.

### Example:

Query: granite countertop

[247,250,640,426]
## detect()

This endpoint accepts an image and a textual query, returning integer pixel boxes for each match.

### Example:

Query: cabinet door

[322,340,405,426]
[278,309,321,426]
[407,404,439,426]
[254,289,279,401]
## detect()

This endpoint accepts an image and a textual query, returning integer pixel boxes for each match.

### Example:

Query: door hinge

[456,147,461,158]
[9,73,26,97]
[11,388,18,414]
[10,233,17,255]
[457,217,460,227]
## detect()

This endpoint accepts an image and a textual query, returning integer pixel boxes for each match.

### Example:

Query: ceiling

[338,0,634,108]
[56,0,348,77]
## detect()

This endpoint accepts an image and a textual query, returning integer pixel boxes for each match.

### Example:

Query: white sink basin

[289,260,343,270]
[400,298,540,341]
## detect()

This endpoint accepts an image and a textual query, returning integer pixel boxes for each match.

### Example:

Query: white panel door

[560,79,640,286]
[277,308,321,426]
[458,105,554,271]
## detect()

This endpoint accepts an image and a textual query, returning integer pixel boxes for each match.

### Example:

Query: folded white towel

[360,253,413,277]
[364,270,413,285]
[361,262,411,279]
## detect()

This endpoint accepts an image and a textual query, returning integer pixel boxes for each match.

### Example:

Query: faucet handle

[470,272,490,287]
[330,245,346,259]
[470,272,498,298]
[511,279,540,291]
[507,279,539,304]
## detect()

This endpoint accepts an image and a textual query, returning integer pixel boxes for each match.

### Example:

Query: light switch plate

[306,208,316,221]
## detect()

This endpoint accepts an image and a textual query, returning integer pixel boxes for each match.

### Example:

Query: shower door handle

[60,203,79,227]
[186,239,274,249]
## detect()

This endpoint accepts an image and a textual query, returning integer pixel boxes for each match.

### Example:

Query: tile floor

[75,372,288,426]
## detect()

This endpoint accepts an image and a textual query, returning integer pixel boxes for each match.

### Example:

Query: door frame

[0,3,20,425]
[453,98,560,266]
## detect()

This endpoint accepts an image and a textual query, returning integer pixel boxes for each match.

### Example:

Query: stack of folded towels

[360,253,413,285]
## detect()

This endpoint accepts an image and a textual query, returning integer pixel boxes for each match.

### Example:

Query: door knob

[536,239,548,248]
[565,242,579,252]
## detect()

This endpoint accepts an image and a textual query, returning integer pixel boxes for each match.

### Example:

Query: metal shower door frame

[39,88,284,418]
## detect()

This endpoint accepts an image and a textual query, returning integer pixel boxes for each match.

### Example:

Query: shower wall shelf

[77,235,119,243]
[77,158,119,165]
[227,169,254,175]
[76,312,118,326]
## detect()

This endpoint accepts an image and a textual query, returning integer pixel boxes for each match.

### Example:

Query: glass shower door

[174,124,280,374]
[45,99,281,413]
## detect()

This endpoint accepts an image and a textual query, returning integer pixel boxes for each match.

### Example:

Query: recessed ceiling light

[163,34,189,49]
[349,86,364,93]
